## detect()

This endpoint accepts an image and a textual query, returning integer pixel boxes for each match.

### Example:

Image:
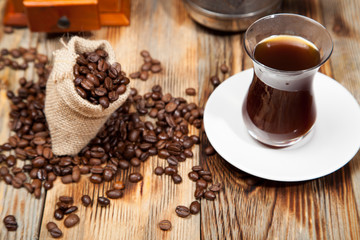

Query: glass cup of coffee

[242,13,333,147]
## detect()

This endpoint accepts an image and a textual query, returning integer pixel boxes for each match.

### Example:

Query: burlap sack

[45,36,130,156]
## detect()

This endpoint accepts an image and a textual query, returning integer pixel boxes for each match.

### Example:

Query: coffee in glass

[242,14,333,147]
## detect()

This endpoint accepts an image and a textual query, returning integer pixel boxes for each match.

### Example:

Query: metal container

[183,0,282,32]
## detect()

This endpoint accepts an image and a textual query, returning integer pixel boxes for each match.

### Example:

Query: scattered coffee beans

[130,50,162,80]
[3,215,17,231]
[73,49,129,108]
[158,220,172,231]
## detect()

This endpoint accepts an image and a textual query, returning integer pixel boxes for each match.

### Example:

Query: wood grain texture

[0,0,359,239]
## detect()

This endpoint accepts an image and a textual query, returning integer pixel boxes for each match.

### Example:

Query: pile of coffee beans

[0,46,228,236]
[129,50,162,81]
[53,196,78,222]
[73,49,130,108]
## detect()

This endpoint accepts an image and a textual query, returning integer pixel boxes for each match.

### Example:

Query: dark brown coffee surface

[254,35,320,71]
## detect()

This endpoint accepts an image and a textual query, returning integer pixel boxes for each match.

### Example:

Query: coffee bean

[72,166,81,182]
[185,88,196,96]
[196,179,208,189]
[99,96,110,108]
[140,50,150,58]
[194,187,205,199]
[188,171,199,181]
[175,205,190,218]
[165,102,178,113]
[167,156,178,166]
[202,174,212,182]
[198,170,211,176]
[172,174,182,184]
[81,195,92,207]
[106,189,123,199]
[108,91,119,102]
[118,160,130,169]
[64,214,80,228]
[150,64,162,73]
[54,209,64,220]
[61,175,73,184]
[204,146,216,156]
[59,196,74,204]
[3,215,17,231]
[130,71,141,79]
[89,174,103,184]
[210,76,221,87]
[129,172,143,183]
[154,166,164,175]
[103,169,114,181]
[98,196,110,207]
[204,190,216,200]
[130,157,141,167]
[189,201,201,214]
[140,71,148,81]
[220,63,229,73]
[158,220,171,231]
[164,166,177,175]
[141,62,152,71]
[64,206,78,215]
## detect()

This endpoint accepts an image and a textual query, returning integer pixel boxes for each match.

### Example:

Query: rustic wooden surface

[0,0,360,239]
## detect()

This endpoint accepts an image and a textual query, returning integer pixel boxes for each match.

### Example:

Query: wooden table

[1,0,359,239]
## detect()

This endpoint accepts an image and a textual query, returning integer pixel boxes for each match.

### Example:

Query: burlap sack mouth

[45,36,130,156]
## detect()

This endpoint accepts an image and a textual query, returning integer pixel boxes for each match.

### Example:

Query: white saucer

[204,69,360,182]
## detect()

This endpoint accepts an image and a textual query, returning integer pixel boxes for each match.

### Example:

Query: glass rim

[244,13,334,74]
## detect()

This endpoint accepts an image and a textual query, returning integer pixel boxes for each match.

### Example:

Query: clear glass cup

[242,13,333,147]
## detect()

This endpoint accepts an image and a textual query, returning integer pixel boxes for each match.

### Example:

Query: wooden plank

[200,0,360,239]
[39,0,201,239]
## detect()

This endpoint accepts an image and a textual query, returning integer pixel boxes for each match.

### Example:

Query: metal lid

[189,0,281,16]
